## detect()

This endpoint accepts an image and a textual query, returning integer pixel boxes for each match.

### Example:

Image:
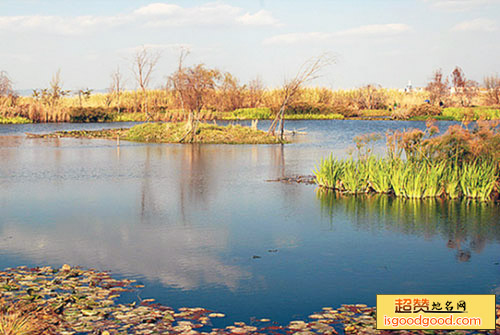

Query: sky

[0,0,499,91]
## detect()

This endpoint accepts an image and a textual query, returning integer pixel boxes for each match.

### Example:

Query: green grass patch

[223,108,273,120]
[112,112,148,122]
[442,107,500,121]
[0,116,32,124]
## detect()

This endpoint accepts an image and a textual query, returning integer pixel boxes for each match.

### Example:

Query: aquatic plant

[313,154,343,190]
[460,160,498,201]
[389,160,406,197]
[443,165,461,199]
[423,162,446,198]
[401,162,427,199]
[366,158,392,193]
[341,159,369,194]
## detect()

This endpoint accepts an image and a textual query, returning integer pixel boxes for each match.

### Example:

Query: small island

[27,122,285,145]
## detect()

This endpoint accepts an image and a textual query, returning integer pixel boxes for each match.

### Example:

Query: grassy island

[27,122,285,144]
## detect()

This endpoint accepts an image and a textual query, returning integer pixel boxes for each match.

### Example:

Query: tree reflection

[316,189,500,261]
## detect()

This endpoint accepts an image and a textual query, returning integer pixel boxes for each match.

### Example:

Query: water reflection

[0,138,255,291]
[316,190,500,262]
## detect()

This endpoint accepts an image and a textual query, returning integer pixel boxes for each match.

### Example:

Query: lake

[0,120,499,327]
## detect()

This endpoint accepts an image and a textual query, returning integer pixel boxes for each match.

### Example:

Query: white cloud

[0,2,280,36]
[133,3,182,16]
[263,32,331,45]
[263,24,411,45]
[236,10,280,26]
[337,24,411,36]
[423,0,500,11]
[0,14,132,35]
[451,18,498,31]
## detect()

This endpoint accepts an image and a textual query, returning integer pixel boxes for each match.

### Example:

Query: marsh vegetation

[1,60,499,125]
[314,121,500,201]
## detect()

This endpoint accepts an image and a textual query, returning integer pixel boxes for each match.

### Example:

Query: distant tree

[247,76,265,108]
[355,84,387,110]
[133,46,160,119]
[426,69,449,106]
[168,61,221,142]
[451,66,478,107]
[218,72,245,112]
[109,66,124,113]
[268,54,334,141]
[77,88,93,107]
[48,70,70,108]
[484,74,500,105]
[0,71,14,97]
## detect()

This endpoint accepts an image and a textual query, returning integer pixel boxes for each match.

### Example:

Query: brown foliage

[426,69,449,105]
[451,67,478,107]
[354,84,388,110]
[0,299,61,335]
[484,74,500,105]
[387,120,500,164]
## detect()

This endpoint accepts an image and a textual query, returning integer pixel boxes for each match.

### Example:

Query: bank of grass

[30,122,285,144]
[314,121,500,201]
[441,107,500,121]
[0,116,32,124]
[222,108,345,120]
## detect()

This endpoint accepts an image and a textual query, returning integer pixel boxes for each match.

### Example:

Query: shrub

[69,107,114,122]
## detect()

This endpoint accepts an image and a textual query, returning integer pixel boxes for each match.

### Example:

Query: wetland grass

[314,122,500,201]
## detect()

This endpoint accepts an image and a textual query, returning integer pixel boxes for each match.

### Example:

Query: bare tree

[133,46,161,119]
[268,54,334,141]
[110,66,124,113]
[426,69,449,105]
[77,88,93,107]
[451,66,478,107]
[484,74,500,105]
[247,76,264,108]
[355,84,387,110]
[48,70,70,108]
[168,63,221,142]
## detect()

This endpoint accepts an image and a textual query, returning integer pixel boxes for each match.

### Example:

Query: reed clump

[314,121,500,201]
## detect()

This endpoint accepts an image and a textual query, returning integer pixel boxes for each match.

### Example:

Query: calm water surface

[0,120,499,325]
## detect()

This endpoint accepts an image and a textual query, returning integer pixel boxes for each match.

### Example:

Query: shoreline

[0,116,485,125]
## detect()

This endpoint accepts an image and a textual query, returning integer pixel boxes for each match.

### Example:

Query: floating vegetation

[1,266,498,334]
[314,122,500,201]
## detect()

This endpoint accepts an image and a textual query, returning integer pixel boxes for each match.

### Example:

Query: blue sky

[0,0,499,91]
